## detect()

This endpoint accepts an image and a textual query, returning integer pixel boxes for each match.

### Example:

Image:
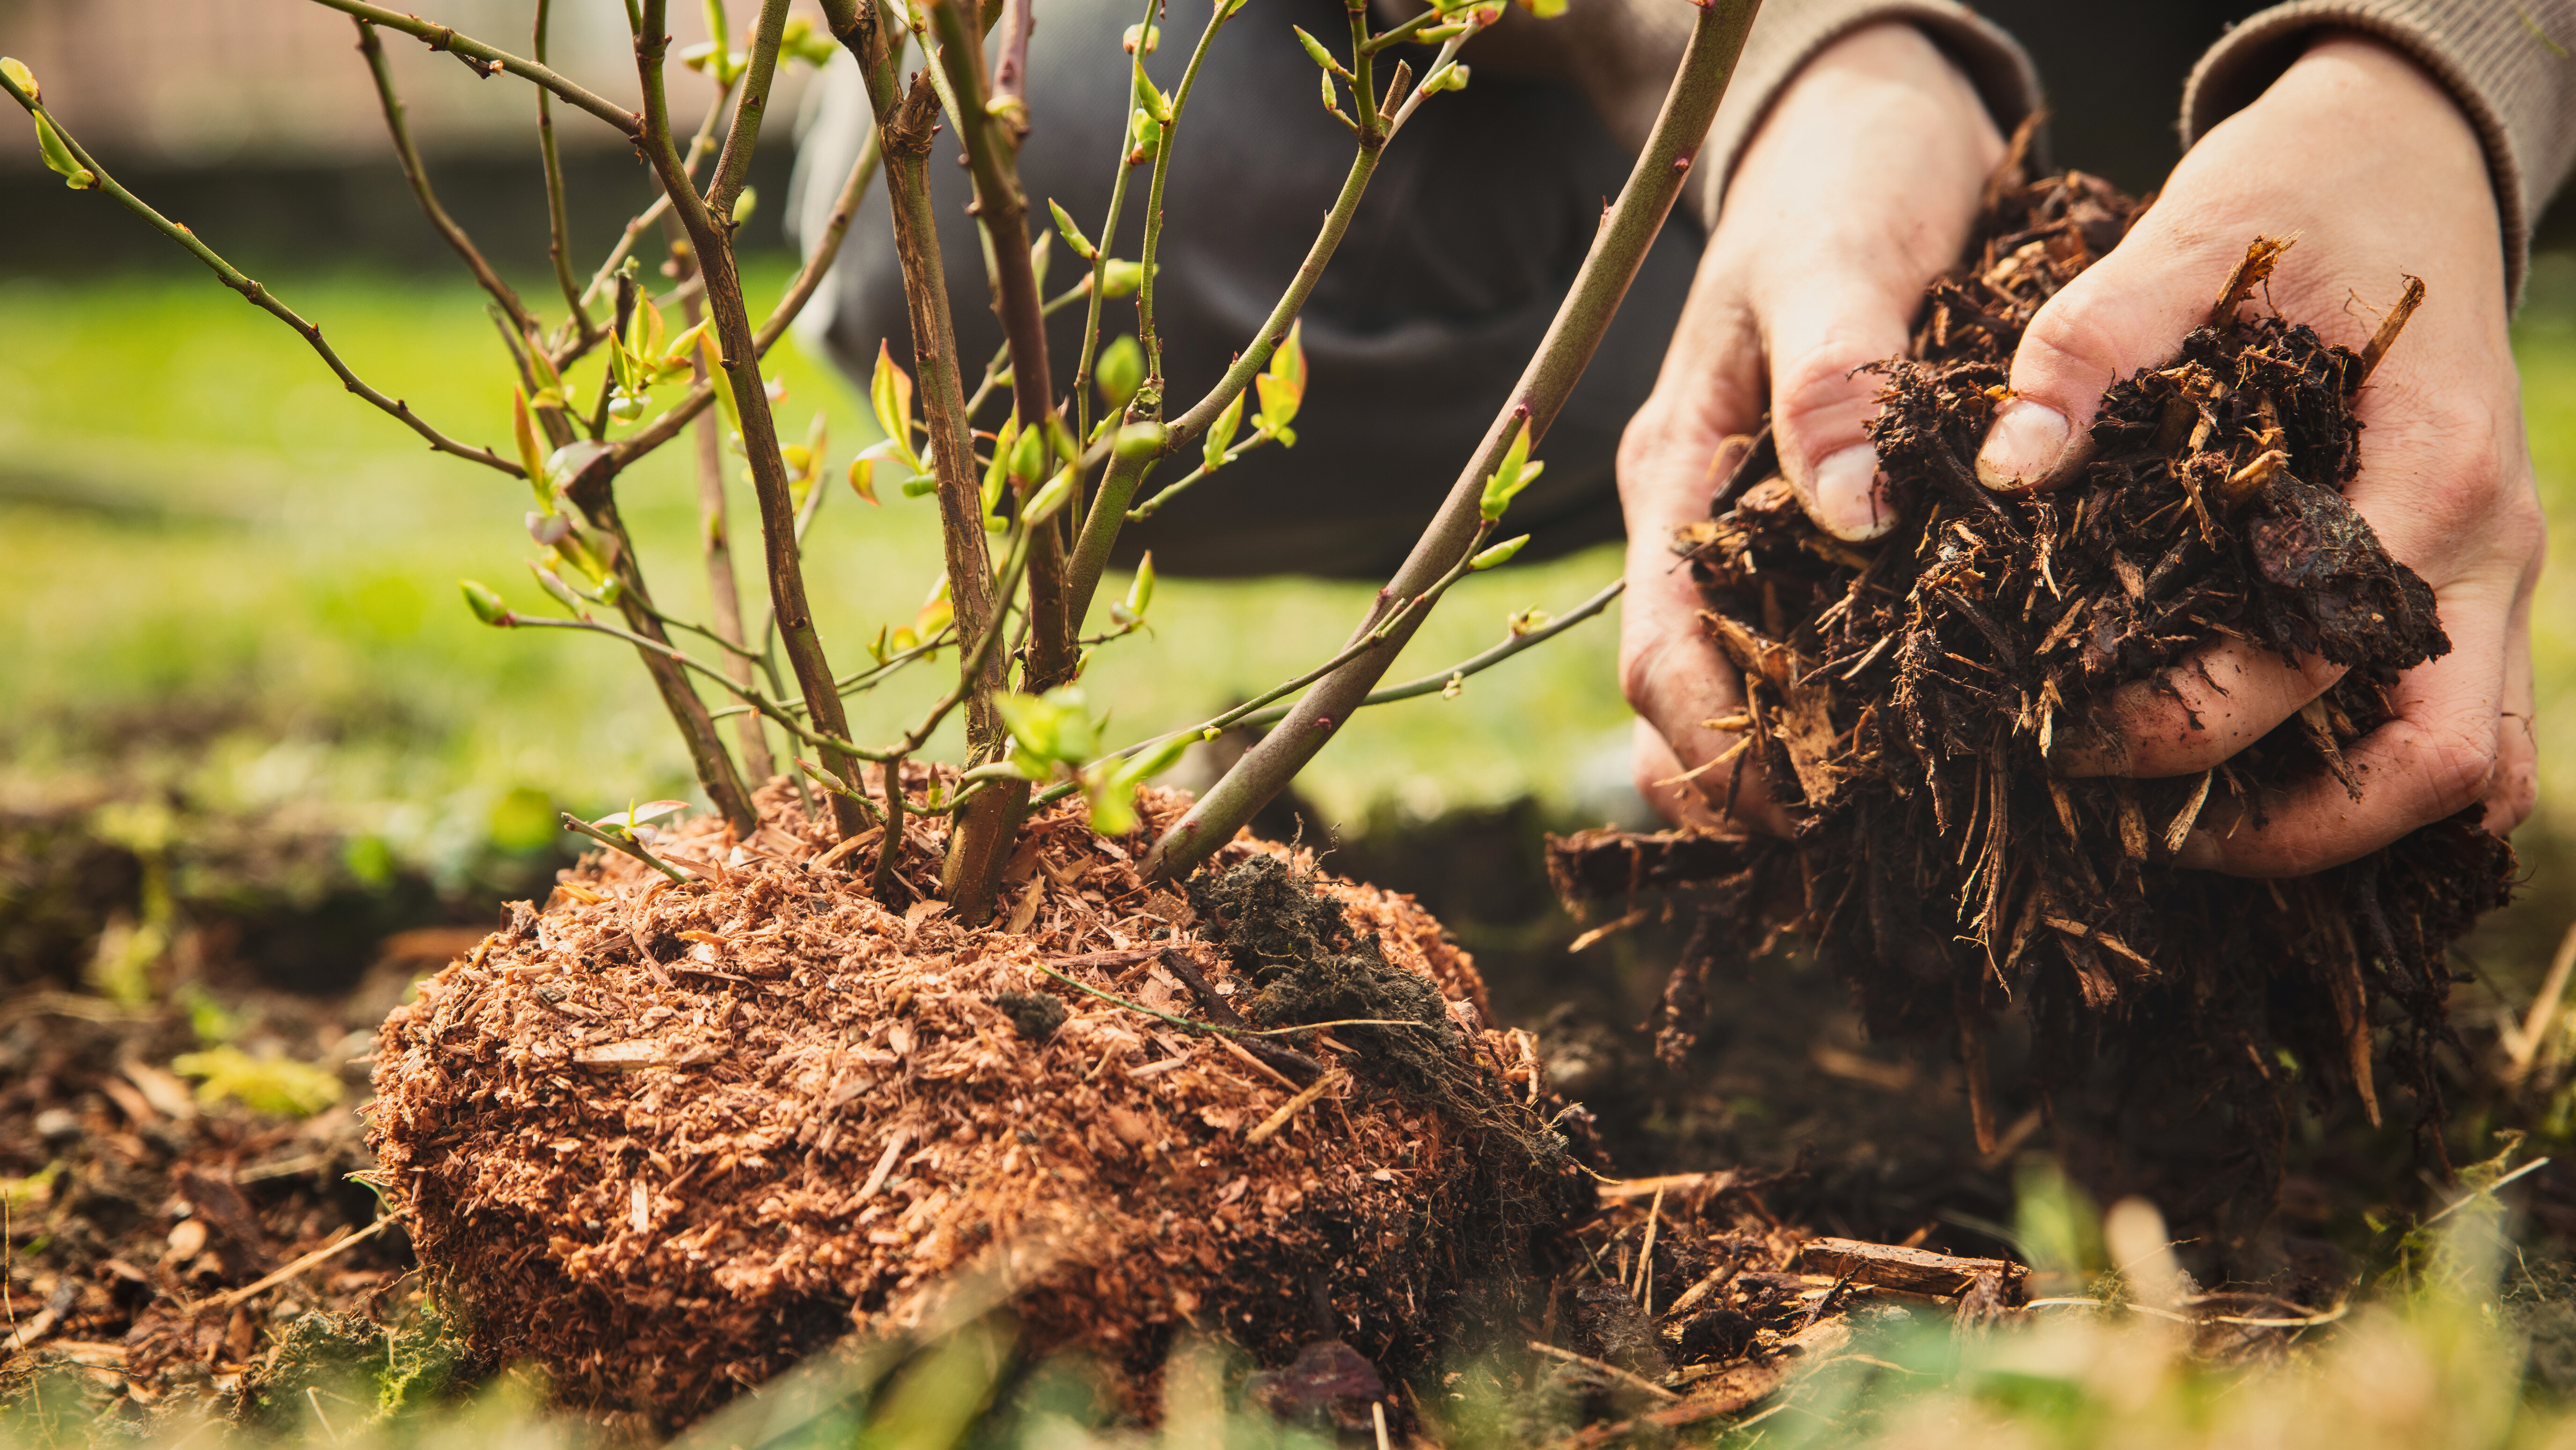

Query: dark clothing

[789,0,1698,578]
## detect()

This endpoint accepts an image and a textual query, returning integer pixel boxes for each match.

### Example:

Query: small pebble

[34,1108,79,1141]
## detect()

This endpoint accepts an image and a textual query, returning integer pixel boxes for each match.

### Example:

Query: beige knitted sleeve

[2184,0,2576,301]
[1499,0,2040,229]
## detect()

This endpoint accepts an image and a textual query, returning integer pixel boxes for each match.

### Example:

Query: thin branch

[1068,0,1162,455]
[581,80,735,311]
[301,0,642,136]
[354,19,537,341]
[0,72,523,479]
[1144,0,1762,882]
[707,0,793,219]
[535,0,598,340]
[638,0,869,836]
[608,125,880,466]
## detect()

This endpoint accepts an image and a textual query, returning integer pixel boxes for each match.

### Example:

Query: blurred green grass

[0,260,1635,875]
[1,254,2571,886]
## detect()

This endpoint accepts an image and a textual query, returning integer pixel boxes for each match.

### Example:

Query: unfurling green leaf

[595,799,688,831]
[1084,769,1139,838]
[983,417,1017,517]
[1132,65,1170,123]
[1008,421,1049,484]
[32,110,92,189]
[1251,320,1306,446]
[1420,61,1471,94]
[1096,334,1146,405]
[1113,421,1169,460]
[1099,259,1150,299]
[870,339,919,468]
[1204,389,1245,471]
[779,13,840,65]
[850,456,881,506]
[1125,552,1156,618]
[511,390,552,503]
[1480,416,1540,520]
[997,686,1101,768]
[1292,26,1347,77]
[1468,534,1529,571]
[1025,467,1076,526]
[460,579,512,626]
[1128,107,1162,162]
[1049,199,1100,261]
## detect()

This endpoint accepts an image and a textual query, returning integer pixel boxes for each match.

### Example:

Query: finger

[2173,583,2509,875]
[1634,719,1729,831]
[1762,289,1914,543]
[2052,642,2346,779]
[1974,224,2240,494]
[2486,571,2539,836]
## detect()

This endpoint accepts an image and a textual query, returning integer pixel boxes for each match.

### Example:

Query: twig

[2424,1156,2551,1225]
[1525,1340,1679,1402]
[533,0,597,340]
[562,812,696,883]
[2506,922,2576,1080]
[300,0,642,136]
[2354,273,2428,389]
[354,19,537,341]
[199,1219,394,1315]
[0,72,524,480]
[1245,1070,1348,1145]
[708,0,792,219]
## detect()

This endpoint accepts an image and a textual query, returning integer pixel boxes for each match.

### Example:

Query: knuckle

[1767,334,1891,461]
[2415,720,2499,815]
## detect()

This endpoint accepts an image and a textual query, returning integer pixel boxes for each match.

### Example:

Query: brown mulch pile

[368,777,1592,1422]
[1554,169,2515,1249]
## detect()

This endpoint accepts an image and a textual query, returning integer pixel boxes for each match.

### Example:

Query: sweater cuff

[2183,0,2576,305]
[1686,0,2042,231]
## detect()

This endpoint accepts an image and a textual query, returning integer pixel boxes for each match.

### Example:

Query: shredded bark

[367,777,1583,1420]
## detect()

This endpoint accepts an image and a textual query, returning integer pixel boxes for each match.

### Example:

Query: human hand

[1972,34,2543,875]
[1621,22,2005,830]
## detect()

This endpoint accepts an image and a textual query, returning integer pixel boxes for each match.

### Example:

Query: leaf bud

[1025,466,1076,526]
[1099,259,1148,299]
[1,56,38,102]
[459,579,512,626]
[1113,421,1169,460]
[1204,390,1245,472]
[1007,421,1049,484]
[1096,334,1146,405]
[1468,534,1528,571]
[1122,22,1160,54]
[731,186,758,224]
[1292,26,1344,75]
[32,110,93,189]
[529,562,587,613]
[1048,200,1099,261]
[1124,551,1156,617]
[1421,62,1471,94]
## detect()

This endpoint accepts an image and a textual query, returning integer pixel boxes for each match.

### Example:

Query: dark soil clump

[1556,170,2516,1255]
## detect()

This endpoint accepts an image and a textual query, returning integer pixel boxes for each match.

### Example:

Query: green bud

[1292,26,1345,76]
[459,579,511,626]
[1113,421,1169,460]
[731,185,758,224]
[1100,259,1148,299]
[1048,199,1099,261]
[1319,67,1339,116]
[901,472,939,498]
[1008,421,1049,484]
[1096,334,1146,405]
[529,562,587,613]
[1479,416,1538,520]
[33,110,93,190]
[1205,389,1245,472]
[1025,467,1076,526]
[1132,65,1170,123]
[1,57,38,102]
[1129,107,1162,162]
[1122,22,1160,54]
[1421,61,1471,94]
[1125,551,1156,618]
[1468,534,1529,571]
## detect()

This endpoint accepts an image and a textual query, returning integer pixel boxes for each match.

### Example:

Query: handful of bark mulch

[1556,171,2513,1237]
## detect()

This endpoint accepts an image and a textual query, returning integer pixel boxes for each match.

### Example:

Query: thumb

[1974,227,2236,492]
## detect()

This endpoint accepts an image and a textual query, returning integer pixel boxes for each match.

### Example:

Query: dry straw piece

[369,780,1580,1419]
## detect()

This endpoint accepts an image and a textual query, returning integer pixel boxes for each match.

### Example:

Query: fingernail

[1806,445,1893,542]
[1976,400,2070,491]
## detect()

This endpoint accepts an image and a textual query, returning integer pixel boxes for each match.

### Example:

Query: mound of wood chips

[367,778,1577,1420]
